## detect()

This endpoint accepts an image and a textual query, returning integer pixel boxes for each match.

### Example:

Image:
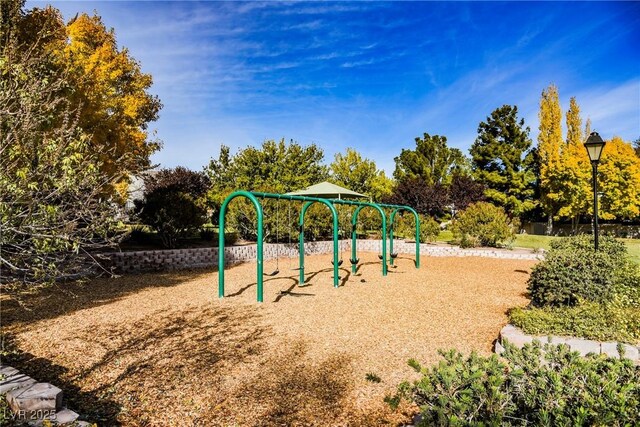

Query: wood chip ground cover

[1,253,535,426]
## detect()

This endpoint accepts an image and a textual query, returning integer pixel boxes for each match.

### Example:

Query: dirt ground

[1,253,536,426]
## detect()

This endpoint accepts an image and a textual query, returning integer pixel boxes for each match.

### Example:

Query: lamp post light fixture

[584,131,606,250]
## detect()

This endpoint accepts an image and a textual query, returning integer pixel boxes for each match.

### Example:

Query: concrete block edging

[494,324,640,362]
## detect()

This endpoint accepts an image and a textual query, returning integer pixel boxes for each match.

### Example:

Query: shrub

[392,213,426,242]
[509,302,640,343]
[134,167,210,248]
[388,341,640,426]
[527,234,638,307]
[451,202,516,248]
[419,216,440,243]
[222,231,239,246]
[199,226,216,241]
[126,225,158,244]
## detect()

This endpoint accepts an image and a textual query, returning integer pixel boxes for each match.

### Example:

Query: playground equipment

[218,190,420,302]
[383,204,421,267]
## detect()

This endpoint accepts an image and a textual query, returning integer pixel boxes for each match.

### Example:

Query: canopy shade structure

[285,181,368,200]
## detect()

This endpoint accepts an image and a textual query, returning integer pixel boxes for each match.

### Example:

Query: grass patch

[512,234,560,251]
[436,230,454,243]
[624,238,640,265]
[509,303,640,344]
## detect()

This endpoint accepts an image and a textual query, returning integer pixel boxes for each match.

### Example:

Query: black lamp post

[584,131,606,250]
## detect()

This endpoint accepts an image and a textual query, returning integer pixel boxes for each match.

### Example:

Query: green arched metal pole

[350,207,362,273]
[218,191,264,302]
[389,206,421,268]
[299,201,340,287]
[350,204,387,275]
[217,190,416,301]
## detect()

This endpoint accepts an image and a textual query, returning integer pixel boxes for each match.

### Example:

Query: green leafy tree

[633,137,640,158]
[220,139,327,193]
[329,148,393,201]
[1,4,123,284]
[470,105,536,217]
[393,133,467,185]
[205,139,329,241]
[537,84,564,233]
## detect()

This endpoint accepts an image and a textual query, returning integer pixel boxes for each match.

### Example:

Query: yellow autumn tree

[7,6,161,199]
[555,97,591,230]
[598,137,640,220]
[62,13,162,183]
[537,84,564,233]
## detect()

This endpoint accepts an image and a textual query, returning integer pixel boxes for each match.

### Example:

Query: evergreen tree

[470,105,535,217]
[537,84,564,233]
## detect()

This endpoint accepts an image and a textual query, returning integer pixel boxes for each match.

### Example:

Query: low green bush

[125,225,159,245]
[199,226,216,241]
[528,235,638,307]
[388,341,640,426]
[419,216,440,243]
[509,301,640,343]
[393,214,439,243]
[451,202,517,248]
[223,231,239,246]
[210,230,240,246]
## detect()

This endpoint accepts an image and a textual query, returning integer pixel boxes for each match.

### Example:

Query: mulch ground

[1,253,536,426]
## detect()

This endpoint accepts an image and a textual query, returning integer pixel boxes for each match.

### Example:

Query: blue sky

[31,1,640,174]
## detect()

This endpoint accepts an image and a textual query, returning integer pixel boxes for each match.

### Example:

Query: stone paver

[7,382,63,419]
[0,373,37,394]
[0,366,19,377]
[2,365,88,425]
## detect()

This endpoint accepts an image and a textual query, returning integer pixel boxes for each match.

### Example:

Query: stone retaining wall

[108,240,541,274]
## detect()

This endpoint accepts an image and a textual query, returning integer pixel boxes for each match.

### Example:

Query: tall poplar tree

[470,105,535,217]
[555,97,591,230]
[537,84,564,234]
[599,137,640,220]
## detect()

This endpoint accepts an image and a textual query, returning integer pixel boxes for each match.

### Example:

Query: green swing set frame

[218,190,420,302]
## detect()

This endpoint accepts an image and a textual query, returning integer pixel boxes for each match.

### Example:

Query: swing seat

[390,253,399,259]
[349,258,359,265]
[378,254,383,260]
[331,259,344,266]
[264,269,280,276]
